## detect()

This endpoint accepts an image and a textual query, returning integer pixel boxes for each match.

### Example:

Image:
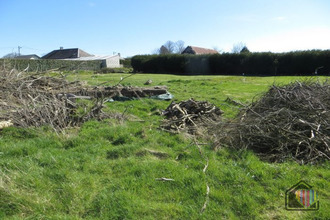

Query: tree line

[132,50,330,76]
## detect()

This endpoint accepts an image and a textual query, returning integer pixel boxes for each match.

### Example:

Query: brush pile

[0,67,173,132]
[161,98,223,133]
[214,81,330,164]
[0,68,108,132]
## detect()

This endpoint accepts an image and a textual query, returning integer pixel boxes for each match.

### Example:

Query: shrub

[0,59,102,71]
[121,57,131,68]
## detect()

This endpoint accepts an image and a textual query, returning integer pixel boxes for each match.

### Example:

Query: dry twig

[0,68,110,132]
[212,81,330,164]
[161,99,223,134]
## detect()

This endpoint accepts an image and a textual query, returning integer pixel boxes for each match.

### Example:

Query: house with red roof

[181,46,218,55]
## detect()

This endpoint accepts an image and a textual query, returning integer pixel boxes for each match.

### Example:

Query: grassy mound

[215,81,330,164]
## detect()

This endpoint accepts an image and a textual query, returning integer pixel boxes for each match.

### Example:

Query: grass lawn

[0,72,329,219]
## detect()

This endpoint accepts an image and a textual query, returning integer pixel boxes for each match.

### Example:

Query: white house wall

[105,56,121,68]
[64,55,122,68]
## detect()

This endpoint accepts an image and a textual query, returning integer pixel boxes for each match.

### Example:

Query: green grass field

[1,72,329,219]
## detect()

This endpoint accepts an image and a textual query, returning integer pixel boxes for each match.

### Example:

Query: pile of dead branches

[0,68,109,132]
[213,81,330,164]
[76,85,169,99]
[161,99,223,133]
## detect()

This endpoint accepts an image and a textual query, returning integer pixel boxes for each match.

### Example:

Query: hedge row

[1,59,103,72]
[131,50,330,75]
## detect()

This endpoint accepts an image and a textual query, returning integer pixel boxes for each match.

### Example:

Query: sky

[0,0,329,58]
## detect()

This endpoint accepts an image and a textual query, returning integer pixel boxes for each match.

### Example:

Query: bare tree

[163,41,176,54]
[156,40,186,55]
[212,46,223,54]
[2,52,18,58]
[232,42,246,53]
[175,40,185,54]
[152,48,160,55]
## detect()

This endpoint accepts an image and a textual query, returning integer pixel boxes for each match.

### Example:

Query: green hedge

[0,59,103,72]
[131,50,330,75]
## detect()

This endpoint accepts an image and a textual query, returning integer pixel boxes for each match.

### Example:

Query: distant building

[15,54,40,59]
[159,45,170,54]
[66,54,123,68]
[42,47,122,68]
[42,48,92,59]
[181,46,218,55]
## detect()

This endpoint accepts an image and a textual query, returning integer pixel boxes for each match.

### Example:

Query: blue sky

[0,0,329,57]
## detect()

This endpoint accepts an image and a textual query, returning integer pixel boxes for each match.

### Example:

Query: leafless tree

[231,42,246,53]
[152,48,160,54]
[163,41,176,54]
[156,40,186,55]
[212,46,223,54]
[2,52,18,58]
[175,40,185,54]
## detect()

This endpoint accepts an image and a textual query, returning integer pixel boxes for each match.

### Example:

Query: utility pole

[18,46,22,56]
